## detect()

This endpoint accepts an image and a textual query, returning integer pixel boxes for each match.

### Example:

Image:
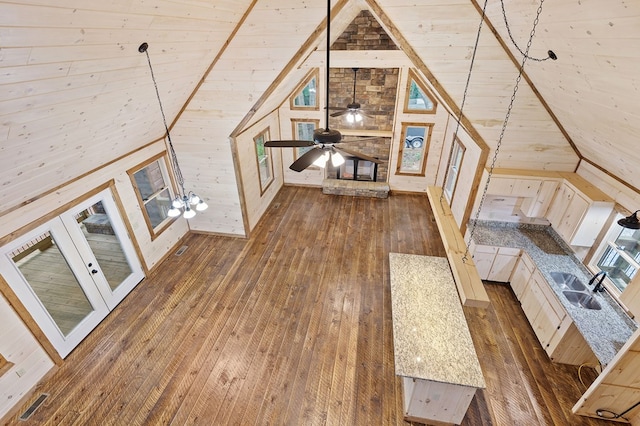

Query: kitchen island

[471,220,636,365]
[389,253,485,425]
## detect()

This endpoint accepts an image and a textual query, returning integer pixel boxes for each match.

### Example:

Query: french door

[0,189,144,358]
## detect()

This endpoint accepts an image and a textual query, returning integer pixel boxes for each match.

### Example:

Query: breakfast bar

[389,253,486,425]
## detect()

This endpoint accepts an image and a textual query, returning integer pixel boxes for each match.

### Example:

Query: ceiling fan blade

[334,146,383,164]
[265,140,316,147]
[330,110,349,117]
[289,147,324,172]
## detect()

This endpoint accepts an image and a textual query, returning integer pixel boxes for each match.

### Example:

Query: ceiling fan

[265,0,382,173]
[328,67,373,124]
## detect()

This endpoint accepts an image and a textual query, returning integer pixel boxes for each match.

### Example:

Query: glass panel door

[60,189,144,310]
[0,219,111,358]
[0,188,145,357]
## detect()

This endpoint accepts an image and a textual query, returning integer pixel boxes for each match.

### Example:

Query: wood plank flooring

[6,186,614,425]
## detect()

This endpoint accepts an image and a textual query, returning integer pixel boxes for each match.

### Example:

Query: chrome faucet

[588,271,607,292]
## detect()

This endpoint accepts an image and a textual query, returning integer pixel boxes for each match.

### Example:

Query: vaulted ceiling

[2,0,639,214]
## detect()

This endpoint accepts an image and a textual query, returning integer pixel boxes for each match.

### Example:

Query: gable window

[396,123,433,176]
[292,119,319,161]
[443,138,465,202]
[290,69,319,110]
[590,219,640,294]
[404,69,437,113]
[128,154,175,238]
[254,128,274,193]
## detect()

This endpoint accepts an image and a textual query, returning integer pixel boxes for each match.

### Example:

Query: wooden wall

[234,112,283,232]
[0,292,54,420]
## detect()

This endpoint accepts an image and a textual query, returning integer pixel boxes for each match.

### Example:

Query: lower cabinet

[472,244,520,282]
[514,266,597,365]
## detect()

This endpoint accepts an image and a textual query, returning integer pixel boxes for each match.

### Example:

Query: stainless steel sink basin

[562,290,602,310]
[550,272,587,291]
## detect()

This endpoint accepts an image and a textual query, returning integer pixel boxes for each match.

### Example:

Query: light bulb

[168,207,181,217]
[189,194,200,205]
[346,113,355,124]
[331,151,345,167]
[313,151,330,168]
[172,197,185,208]
[196,200,208,211]
[354,112,363,123]
[183,207,196,219]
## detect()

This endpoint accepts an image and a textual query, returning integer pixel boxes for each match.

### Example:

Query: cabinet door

[547,183,574,229]
[488,247,520,282]
[522,180,559,218]
[487,177,515,195]
[529,270,565,350]
[472,245,498,280]
[558,193,589,243]
[520,276,543,325]
[512,179,542,198]
[510,254,534,300]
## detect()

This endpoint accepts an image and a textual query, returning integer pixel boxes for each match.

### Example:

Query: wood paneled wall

[0,291,53,420]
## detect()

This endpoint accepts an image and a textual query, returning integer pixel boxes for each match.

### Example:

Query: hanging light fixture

[311,148,344,168]
[138,42,207,219]
[618,211,640,229]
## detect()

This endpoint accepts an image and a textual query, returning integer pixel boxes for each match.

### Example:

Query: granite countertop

[471,220,637,365]
[389,253,485,389]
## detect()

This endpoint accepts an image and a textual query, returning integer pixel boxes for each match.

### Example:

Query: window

[128,154,175,237]
[591,220,640,293]
[443,138,465,201]
[292,119,319,161]
[403,69,436,113]
[396,123,432,176]
[254,128,274,193]
[290,69,319,110]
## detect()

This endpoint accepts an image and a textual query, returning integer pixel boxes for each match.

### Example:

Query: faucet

[588,271,607,292]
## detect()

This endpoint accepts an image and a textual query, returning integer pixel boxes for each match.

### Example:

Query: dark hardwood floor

[6,186,612,425]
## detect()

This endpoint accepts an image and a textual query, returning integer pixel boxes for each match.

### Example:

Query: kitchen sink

[562,290,602,310]
[550,272,587,292]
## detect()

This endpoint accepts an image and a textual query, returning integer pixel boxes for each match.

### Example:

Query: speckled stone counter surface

[471,220,637,365]
[389,253,485,388]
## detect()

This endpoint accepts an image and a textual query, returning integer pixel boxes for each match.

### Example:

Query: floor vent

[19,393,48,421]
[175,245,189,256]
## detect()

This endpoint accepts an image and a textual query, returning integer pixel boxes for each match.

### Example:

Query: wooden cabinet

[521,179,559,218]
[472,244,520,282]
[510,252,535,300]
[517,267,597,365]
[487,176,542,198]
[546,173,614,247]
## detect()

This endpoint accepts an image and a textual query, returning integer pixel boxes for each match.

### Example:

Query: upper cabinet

[546,173,614,247]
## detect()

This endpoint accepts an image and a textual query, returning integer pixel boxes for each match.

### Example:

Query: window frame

[395,122,433,176]
[0,353,13,377]
[254,127,274,194]
[589,213,640,295]
[443,137,466,203]
[291,119,319,163]
[403,69,437,114]
[127,153,176,239]
[289,69,320,111]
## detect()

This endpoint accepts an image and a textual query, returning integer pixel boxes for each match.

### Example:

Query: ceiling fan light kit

[264,0,381,173]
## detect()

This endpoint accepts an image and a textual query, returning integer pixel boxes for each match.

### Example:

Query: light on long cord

[139,42,208,220]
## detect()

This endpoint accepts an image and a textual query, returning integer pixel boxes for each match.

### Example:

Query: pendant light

[618,211,640,229]
[139,42,208,219]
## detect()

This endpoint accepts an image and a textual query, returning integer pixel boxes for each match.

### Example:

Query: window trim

[254,127,274,195]
[291,119,320,163]
[289,69,320,111]
[0,353,13,377]
[443,137,466,203]
[127,153,176,240]
[403,69,437,114]
[395,122,433,176]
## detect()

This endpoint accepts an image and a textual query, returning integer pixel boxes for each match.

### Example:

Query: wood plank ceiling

[1,0,639,213]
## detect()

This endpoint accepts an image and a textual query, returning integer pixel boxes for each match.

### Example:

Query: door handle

[91,269,98,274]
